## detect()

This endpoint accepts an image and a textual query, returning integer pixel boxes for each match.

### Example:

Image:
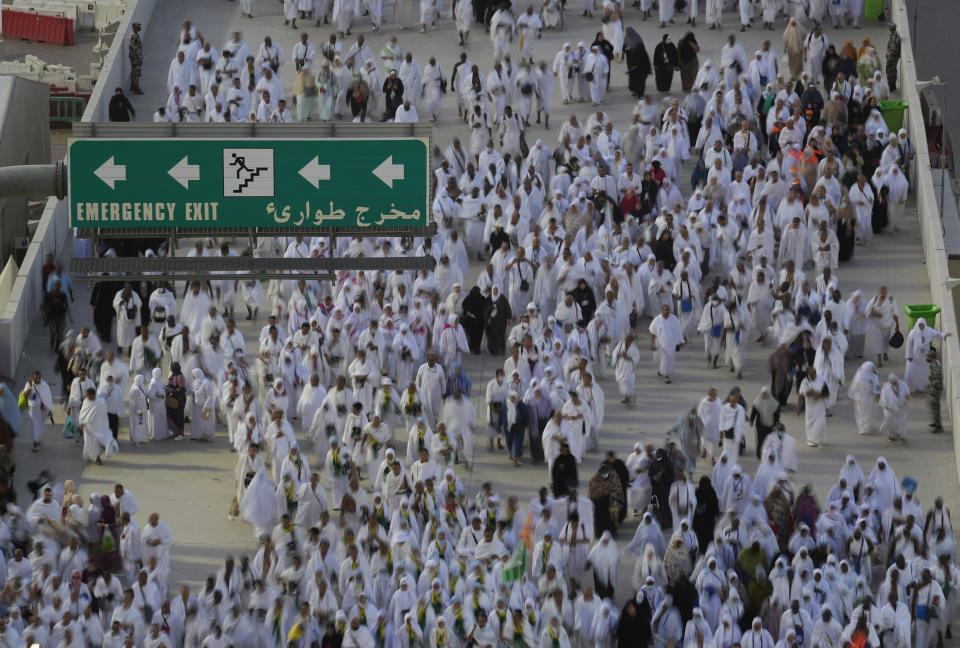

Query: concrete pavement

[12,0,958,615]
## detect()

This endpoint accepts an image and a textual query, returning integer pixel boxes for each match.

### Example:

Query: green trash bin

[904,304,941,331]
[880,101,908,133]
[865,0,883,20]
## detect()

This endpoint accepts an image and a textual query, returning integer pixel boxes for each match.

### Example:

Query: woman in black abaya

[677,32,700,91]
[623,28,651,97]
[653,34,679,92]
[571,279,597,324]
[618,594,653,647]
[460,286,486,353]
[692,475,720,553]
[653,229,677,272]
[649,447,676,530]
[836,196,856,262]
[483,285,512,355]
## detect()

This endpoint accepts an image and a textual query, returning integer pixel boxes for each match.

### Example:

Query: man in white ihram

[649,304,684,384]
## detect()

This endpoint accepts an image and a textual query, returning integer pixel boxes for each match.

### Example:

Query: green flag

[502,543,527,583]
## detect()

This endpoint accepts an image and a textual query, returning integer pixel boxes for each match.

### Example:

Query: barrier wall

[0,74,55,378]
[0,0,155,378]
[0,199,70,377]
[80,0,157,123]
[0,259,20,312]
[891,0,960,484]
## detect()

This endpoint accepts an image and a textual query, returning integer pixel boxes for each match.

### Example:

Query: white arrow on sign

[299,156,332,189]
[372,155,404,188]
[168,156,200,189]
[94,156,126,189]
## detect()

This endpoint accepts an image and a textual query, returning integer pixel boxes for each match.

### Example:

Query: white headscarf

[839,454,865,490]
[847,361,879,400]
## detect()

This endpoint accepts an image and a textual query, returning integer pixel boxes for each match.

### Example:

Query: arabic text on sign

[266,202,422,226]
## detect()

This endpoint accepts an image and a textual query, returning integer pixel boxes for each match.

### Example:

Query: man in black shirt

[43,280,70,350]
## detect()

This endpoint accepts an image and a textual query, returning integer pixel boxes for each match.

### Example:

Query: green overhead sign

[68,138,430,230]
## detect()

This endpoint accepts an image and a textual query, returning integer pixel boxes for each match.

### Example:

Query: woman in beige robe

[782,19,806,79]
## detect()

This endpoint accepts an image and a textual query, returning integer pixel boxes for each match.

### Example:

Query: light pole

[918,76,948,224]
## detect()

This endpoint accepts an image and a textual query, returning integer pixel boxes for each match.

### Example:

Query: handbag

[889,329,904,349]
[17,392,28,410]
[681,299,693,313]
[62,415,76,439]
[711,324,723,338]
[722,428,735,440]
[101,531,116,553]
[519,133,530,158]
[518,265,530,292]
[165,395,180,409]
[584,70,594,82]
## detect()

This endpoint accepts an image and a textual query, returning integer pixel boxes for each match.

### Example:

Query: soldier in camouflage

[928,347,944,433]
[129,22,144,95]
[886,22,901,92]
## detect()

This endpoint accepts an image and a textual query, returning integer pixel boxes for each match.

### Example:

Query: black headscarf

[170,362,182,376]
[617,598,652,647]
[624,27,644,51]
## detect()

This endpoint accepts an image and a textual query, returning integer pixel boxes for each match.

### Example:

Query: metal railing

[50,96,86,124]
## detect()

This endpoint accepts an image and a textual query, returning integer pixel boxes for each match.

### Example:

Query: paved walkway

[16,0,958,612]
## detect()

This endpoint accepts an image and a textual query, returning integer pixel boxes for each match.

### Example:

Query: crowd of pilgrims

[152,0,903,129]
[5,411,960,648]
[29,0,960,644]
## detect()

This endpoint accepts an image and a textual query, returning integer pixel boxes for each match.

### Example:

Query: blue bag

[61,415,76,439]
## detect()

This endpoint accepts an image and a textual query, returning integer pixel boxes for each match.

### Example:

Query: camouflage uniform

[928,354,944,432]
[886,25,901,92]
[129,29,144,94]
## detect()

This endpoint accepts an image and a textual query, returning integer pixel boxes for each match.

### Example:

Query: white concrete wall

[0,74,58,379]
[80,0,158,122]
[892,0,960,483]
[0,0,162,378]
[0,198,70,377]
[0,75,52,260]
[0,259,20,310]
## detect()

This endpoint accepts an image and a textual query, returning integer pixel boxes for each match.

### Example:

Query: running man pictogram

[229,153,269,193]
[222,148,275,197]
